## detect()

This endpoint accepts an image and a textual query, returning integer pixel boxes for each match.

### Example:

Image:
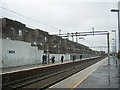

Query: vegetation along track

[2,56,106,90]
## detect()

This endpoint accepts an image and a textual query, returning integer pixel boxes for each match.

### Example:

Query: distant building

[0,18,100,55]
[0,18,26,41]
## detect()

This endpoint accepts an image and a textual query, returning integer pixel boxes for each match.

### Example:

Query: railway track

[2,56,106,90]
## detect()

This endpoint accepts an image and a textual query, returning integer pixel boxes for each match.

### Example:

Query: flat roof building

[0,18,100,55]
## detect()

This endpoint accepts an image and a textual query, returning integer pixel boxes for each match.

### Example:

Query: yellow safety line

[72,67,97,89]
[49,58,107,89]
[49,63,98,89]
[48,68,83,88]
[72,58,106,89]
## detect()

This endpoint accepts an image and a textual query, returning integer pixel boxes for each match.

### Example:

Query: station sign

[8,50,16,54]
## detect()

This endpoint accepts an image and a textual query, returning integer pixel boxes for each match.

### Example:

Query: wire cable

[1,7,61,30]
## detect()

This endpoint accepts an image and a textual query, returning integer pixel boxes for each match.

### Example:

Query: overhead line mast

[55,30,110,65]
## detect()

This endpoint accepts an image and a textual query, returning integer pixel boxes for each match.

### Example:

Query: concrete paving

[48,56,120,89]
[75,56,120,89]
[49,57,107,89]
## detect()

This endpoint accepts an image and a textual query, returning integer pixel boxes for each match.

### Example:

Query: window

[6,37,11,40]
[45,37,47,42]
[18,30,22,35]
[10,28,14,33]
[34,42,37,45]
[40,43,43,45]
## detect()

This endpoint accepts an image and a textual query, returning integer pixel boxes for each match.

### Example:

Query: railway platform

[1,56,103,90]
[49,56,120,89]
[1,57,98,74]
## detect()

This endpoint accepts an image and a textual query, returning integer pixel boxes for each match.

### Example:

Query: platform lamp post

[59,30,61,36]
[112,38,116,54]
[34,37,38,64]
[44,36,49,64]
[58,30,61,61]
[107,32,110,65]
[112,30,117,56]
[111,9,120,57]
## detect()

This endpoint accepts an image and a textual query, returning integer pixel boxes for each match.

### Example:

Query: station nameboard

[8,50,16,54]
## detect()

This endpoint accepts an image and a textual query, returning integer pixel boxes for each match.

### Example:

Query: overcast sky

[1,0,120,52]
